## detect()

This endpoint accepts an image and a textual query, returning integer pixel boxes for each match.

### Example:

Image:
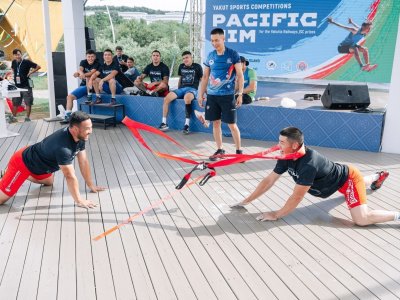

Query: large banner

[205,0,400,83]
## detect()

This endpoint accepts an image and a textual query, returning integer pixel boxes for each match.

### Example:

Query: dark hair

[152,50,161,56]
[12,49,22,55]
[280,127,304,145]
[362,21,373,28]
[127,57,134,62]
[86,49,96,55]
[115,46,123,51]
[103,48,113,54]
[210,28,224,35]
[69,111,90,127]
[182,51,192,56]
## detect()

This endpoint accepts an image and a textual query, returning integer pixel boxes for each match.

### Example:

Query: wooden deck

[1,120,400,300]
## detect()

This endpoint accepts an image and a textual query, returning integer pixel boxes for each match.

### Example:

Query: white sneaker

[194,110,210,128]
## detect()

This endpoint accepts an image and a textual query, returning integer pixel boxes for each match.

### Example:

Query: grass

[31,75,48,90]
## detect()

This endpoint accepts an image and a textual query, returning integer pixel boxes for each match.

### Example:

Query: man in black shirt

[10,48,41,122]
[90,49,123,105]
[232,127,399,226]
[113,46,129,73]
[62,49,99,123]
[158,51,203,134]
[0,111,104,208]
[134,50,169,97]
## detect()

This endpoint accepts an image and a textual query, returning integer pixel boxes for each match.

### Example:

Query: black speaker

[85,27,94,40]
[86,39,96,52]
[321,84,370,109]
[54,75,68,99]
[85,27,96,51]
[52,52,66,76]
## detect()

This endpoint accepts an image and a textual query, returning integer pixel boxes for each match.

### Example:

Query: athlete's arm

[102,70,118,82]
[28,64,41,77]
[348,18,360,29]
[257,184,310,221]
[231,171,281,207]
[327,17,357,34]
[234,62,244,107]
[59,164,97,208]
[77,150,106,193]
[198,66,210,108]
[84,68,97,79]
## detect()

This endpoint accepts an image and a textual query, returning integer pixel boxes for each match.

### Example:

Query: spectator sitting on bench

[90,49,123,106]
[235,56,257,104]
[62,49,99,123]
[113,45,129,73]
[124,57,140,82]
[134,50,169,97]
[159,51,203,134]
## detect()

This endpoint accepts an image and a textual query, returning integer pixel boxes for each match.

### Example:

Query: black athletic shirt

[143,62,170,83]
[22,127,86,175]
[113,54,129,72]
[178,63,203,89]
[11,59,38,88]
[98,60,129,86]
[273,148,349,198]
[79,59,100,86]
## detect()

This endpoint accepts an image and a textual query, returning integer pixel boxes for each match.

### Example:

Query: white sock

[394,212,400,221]
[185,118,190,126]
[162,117,166,124]
[364,173,379,185]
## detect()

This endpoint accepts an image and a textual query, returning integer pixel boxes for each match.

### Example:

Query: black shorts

[205,94,236,124]
[12,88,34,106]
[338,44,360,54]
[236,94,253,104]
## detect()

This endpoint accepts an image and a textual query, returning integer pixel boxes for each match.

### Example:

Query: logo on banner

[266,61,277,70]
[296,61,308,71]
[281,61,293,72]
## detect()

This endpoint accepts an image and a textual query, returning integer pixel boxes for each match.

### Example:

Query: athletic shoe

[110,98,116,106]
[94,97,102,104]
[24,117,31,122]
[367,64,378,72]
[371,171,389,190]
[84,95,92,104]
[209,149,225,161]
[236,149,245,163]
[8,115,18,123]
[159,123,169,131]
[182,124,190,135]
[0,169,4,179]
[148,91,159,97]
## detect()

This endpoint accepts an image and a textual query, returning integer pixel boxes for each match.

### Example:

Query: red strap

[122,117,304,169]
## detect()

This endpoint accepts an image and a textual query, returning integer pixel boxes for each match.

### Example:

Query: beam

[381,18,400,153]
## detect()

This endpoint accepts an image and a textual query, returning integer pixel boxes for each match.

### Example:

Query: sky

[85,0,188,12]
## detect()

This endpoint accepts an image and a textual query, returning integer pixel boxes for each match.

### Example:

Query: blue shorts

[173,87,198,100]
[102,81,123,95]
[71,86,88,99]
[205,94,236,124]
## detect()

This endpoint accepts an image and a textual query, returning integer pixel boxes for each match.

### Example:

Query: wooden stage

[1,120,400,299]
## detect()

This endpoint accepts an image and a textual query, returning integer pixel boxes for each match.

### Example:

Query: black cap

[240,56,249,66]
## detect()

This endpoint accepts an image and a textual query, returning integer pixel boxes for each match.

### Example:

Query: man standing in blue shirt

[198,28,244,160]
